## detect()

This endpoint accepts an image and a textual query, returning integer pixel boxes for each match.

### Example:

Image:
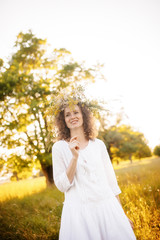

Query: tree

[153,145,160,156]
[98,126,122,162]
[0,30,103,185]
[98,125,151,163]
[118,125,151,162]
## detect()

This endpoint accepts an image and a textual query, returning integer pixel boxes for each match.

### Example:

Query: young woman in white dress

[52,101,136,240]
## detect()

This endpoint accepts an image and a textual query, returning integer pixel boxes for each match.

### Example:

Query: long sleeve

[52,143,74,193]
[100,141,121,196]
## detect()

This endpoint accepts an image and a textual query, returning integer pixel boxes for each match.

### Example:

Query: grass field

[0,157,160,240]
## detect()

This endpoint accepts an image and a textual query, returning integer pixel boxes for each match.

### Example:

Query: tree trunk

[41,164,54,186]
[129,154,132,163]
[13,171,19,181]
[108,145,113,163]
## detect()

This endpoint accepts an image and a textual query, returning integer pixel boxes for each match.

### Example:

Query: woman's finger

[69,139,79,145]
[69,141,80,149]
[70,136,78,142]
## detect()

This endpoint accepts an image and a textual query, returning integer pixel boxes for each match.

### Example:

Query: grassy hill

[0,157,160,240]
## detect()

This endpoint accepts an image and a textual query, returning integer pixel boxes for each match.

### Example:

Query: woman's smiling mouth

[71,120,78,124]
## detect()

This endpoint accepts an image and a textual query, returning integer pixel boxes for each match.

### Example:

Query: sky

[0,0,160,149]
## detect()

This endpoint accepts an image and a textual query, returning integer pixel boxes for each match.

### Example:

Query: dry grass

[0,157,159,240]
[0,176,46,202]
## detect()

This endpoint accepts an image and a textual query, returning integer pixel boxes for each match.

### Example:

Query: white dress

[52,138,136,240]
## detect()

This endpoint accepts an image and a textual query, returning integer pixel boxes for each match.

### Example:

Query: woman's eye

[74,111,78,114]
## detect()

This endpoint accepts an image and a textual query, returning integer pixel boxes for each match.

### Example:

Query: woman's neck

[70,127,87,143]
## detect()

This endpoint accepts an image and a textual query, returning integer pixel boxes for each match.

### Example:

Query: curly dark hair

[55,102,97,141]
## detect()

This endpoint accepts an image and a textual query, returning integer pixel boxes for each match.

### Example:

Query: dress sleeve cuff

[112,187,122,196]
[54,171,75,192]
[63,171,75,189]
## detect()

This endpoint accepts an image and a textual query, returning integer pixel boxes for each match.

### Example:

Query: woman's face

[64,105,83,130]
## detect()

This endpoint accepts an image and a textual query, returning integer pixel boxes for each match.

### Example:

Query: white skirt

[59,196,136,240]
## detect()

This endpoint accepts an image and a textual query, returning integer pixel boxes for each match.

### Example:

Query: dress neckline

[79,139,90,151]
[63,139,91,151]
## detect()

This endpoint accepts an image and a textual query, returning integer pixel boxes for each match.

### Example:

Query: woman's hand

[127,217,134,229]
[68,136,80,160]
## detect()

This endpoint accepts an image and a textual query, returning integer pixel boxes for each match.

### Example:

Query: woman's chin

[70,124,82,129]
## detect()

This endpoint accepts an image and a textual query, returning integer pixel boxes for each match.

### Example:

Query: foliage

[99,125,151,163]
[153,145,160,157]
[0,157,159,240]
[0,30,104,184]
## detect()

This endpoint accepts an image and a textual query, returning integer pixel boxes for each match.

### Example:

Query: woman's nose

[70,113,76,119]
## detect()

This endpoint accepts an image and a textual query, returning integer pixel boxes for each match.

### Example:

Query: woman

[52,100,136,240]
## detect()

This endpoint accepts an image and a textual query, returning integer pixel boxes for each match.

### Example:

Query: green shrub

[153,145,160,156]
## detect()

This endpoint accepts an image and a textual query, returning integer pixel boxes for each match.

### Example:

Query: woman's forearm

[116,195,122,206]
[66,157,78,184]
